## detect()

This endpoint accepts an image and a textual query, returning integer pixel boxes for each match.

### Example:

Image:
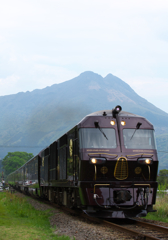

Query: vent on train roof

[114,157,128,180]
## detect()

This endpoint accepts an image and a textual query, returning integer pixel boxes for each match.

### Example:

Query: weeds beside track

[144,193,168,223]
[0,191,71,240]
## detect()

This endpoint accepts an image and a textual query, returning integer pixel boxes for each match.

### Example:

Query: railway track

[14,190,168,239]
[49,201,168,239]
[104,218,168,240]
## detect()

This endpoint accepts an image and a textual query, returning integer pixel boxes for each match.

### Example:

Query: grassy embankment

[0,191,71,240]
[144,192,168,222]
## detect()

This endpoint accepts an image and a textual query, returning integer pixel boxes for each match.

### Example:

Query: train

[7,105,158,218]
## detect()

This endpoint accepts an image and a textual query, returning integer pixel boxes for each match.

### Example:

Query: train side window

[58,134,67,180]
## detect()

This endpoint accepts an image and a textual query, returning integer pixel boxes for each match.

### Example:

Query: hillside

[0,71,168,169]
[156,134,168,170]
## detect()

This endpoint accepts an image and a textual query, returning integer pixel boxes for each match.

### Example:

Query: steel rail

[129,218,168,235]
[103,220,162,240]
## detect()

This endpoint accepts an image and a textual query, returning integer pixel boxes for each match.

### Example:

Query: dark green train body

[7,106,158,218]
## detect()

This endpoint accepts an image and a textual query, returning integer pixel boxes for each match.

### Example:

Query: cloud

[0,0,168,112]
[30,64,78,87]
[123,76,168,113]
[0,75,20,95]
[0,64,78,96]
[125,77,168,96]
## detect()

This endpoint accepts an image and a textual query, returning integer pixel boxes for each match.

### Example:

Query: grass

[0,191,71,240]
[144,193,168,223]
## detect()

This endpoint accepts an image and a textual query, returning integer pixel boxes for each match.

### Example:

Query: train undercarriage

[12,180,157,219]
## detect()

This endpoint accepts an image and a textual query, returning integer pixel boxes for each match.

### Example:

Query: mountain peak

[104,73,114,78]
[0,70,168,170]
[79,71,103,80]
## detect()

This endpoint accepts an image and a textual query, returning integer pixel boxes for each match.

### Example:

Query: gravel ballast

[16,193,168,240]
[24,194,133,240]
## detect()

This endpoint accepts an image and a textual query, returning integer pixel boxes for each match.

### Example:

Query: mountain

[0,71,168,169]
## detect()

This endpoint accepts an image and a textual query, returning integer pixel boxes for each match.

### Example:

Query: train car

[8,155,41,196]
[7,106,158,218]
[23,155,40,195]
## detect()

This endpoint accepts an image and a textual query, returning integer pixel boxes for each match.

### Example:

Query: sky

[0,0,168,112]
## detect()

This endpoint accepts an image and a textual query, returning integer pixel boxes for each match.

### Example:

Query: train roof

[87,110,141,118]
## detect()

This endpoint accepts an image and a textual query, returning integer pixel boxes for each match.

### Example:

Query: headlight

[138,157,153,165]
[89,157,106,164]
[90,158,97,164]
[145,159,151,164]
[110,120,115,125]
[121,121,126,126]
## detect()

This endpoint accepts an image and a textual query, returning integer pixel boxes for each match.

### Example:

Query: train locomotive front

[78,106,158,218]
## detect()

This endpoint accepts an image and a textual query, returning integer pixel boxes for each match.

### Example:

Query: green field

[1,190,168,239]
[144,193,168,223]
[0,191,71,240]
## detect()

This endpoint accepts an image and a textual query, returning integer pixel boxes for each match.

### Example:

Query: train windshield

[123,129,156,149]
[79,128,117,149]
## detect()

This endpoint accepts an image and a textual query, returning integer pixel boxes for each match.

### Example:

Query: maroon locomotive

[7,106,158,218]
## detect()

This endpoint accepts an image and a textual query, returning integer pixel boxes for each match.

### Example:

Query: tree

[2,152,34,176]
[157,169,168,188]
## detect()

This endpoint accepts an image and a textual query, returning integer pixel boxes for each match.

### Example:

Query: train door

[49,141,57,182]
[73,129,79,184]
[40,147,49,185]
[67,128,79,183]
[57,134,67,180]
